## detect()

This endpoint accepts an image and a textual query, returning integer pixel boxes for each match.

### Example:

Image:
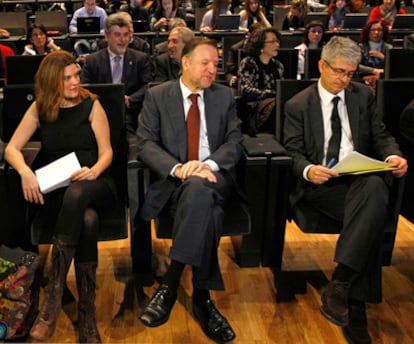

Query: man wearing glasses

[283,36,407,344]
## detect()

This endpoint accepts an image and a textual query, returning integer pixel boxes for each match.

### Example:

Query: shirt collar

[179,77,204,102]
[107,49,124,61]
[318,79,345,106]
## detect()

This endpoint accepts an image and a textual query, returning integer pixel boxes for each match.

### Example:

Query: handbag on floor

[0,245,40,340]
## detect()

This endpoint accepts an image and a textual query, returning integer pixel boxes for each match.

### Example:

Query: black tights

[50,179,116,263]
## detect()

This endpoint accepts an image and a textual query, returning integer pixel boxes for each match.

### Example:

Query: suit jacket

[81,48,153,114]
[137,80,243,217]
[153,52,180,82]
[283,81,402,206]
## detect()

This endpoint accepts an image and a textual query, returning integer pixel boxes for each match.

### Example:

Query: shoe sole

[138,313,171,328]
[320,306,348,327]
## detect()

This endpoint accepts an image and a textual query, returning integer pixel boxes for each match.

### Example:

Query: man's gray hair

[104,12,131,33]
[321,36,361,66]
[170,27,195,44]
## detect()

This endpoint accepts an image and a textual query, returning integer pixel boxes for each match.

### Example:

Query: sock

[162,260,185,292]
[332,263,358,283]
[193,288,211,305]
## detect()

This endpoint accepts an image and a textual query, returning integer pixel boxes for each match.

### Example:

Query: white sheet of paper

[332,151,397,175]
[35,152,81,194]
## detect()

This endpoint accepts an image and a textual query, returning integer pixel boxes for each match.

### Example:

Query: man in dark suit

[153,26,194,82]
[137,37,242,343]
[81,12,152,141]
[283,36,407,344]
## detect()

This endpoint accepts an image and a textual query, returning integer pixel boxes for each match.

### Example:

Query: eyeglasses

[264,39,280,45]
[324,60,356,79]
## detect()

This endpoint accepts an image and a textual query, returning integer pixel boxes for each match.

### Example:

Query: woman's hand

[369,50,385,60]
[71,167,97,181]
[21,167,44,204]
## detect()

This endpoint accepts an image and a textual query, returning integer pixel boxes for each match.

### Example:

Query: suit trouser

[168,172,233,291]
[303,174,390,303]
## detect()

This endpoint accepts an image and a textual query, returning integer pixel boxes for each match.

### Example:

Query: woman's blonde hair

[35,50,96,122]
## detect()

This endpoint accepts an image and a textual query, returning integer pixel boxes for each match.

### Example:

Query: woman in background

[369,0,406,27]
[282,0,307,30]
[200,0,232,32]
[5,50,117,343]
[238,27,284,134]
[295,20,325,79]
[359,19,391,69]
[239,0,271,32]
[23,24,61,56]
[150,0,186,31]
[325,0,352,30]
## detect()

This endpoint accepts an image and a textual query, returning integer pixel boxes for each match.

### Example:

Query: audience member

[98,11,151,55]
[283,36,407,344]
[5,50,117,343]
[152,17,188,56]
[137,37,242,344]
[121,0,150,31]
[150,0,187,31]
[238,27,284,134]
[23,24,61,56]
[69,0,108,33]
[238,0,271,32]
[0,43,14,82]
[81,12,153,142]
[369,0,406,28]
[153,26,194,81]
[359,20,391,69]
[199,0,232,32]
[225,22,264,87]
[282,0,307,30]
[295,20,325,79]
[325,0,352,30]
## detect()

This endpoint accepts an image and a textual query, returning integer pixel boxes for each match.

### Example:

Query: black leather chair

[271,79,405,302]
[376,78,414,223]
[384,49,414,79]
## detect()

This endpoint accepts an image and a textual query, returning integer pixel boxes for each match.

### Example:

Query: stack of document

[35,152,81,194]
[332,151,397,175]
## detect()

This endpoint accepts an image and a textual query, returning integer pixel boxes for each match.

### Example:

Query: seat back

[31,84,128,244]
[277,48,299,79]
[384,49,414,79]
[304,48,322,80]
[0,12,27,36]
[34,11,69,35]
[275,79,316,142]
[273,5,290,31]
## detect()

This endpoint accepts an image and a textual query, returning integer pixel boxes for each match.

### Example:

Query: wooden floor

[28,216,414,344]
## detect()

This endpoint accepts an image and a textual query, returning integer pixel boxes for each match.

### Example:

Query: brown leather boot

[76,262,101,343]
[30,236,76,341]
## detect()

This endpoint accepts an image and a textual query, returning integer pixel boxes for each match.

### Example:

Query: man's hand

[307,165,339,185]
[388,156,408,178]
[175,161,217,183]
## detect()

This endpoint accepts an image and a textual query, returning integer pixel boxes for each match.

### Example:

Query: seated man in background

[81,12,152,143]
[283,36,407,344]
[152,17,188,56]
[97,11,151,55]
[153,26,194,81]
[69,0,108,33]
[137,37,242,343]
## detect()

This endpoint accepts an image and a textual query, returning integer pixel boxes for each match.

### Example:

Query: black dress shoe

[139,284,177,327]
[342,300,371,344]
[320,280,350,327]
[192,299,236,343]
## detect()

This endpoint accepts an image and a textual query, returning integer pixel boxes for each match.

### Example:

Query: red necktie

[187,93,200,161]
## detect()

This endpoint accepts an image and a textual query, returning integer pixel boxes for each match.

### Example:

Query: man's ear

[318,59,324,74]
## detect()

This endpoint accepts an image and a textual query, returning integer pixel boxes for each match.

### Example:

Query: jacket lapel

[345,85,360,149]
[204,86,220,153]
[167,81,187,162]
[310,85,325,163]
